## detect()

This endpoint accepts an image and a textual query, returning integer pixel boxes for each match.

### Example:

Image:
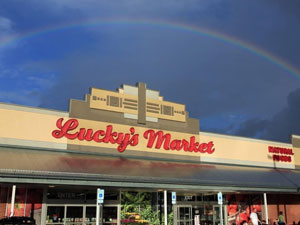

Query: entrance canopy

[0,146,299,193]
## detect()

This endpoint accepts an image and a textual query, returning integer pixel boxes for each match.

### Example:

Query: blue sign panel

[172,192,176,205]
[218,192,222,205]
[97,189,104,204]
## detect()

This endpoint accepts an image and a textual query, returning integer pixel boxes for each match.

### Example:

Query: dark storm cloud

[36,25,298,120]
[235,118,270,138]
[182,0,300,68]
[235,88,300,143]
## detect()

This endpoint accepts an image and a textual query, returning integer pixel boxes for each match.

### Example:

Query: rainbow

[1,18,299,79]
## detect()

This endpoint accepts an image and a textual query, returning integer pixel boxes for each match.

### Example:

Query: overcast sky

[0,0,300,143]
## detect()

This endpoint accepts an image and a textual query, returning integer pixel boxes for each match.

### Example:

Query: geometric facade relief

[90,83,187,122]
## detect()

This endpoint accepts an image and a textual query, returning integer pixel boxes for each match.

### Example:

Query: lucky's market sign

[52,118,215,154]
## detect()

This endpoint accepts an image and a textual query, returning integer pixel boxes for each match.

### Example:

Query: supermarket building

[0,83,300,225]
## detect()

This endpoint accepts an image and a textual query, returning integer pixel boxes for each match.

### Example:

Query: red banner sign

[268,146,294,163]
[52,118,215,154]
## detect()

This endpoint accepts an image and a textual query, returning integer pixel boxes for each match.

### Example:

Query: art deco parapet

[69,83,199,134]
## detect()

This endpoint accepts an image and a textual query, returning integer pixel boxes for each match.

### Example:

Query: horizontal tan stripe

[147,102,159,107]
[147,109,159,114]
[124,106,138,110]
[124,98,138,103]
[0,137,67,150]
[123,102,138,107]
[147,106,160,110]
[200,156,295,169]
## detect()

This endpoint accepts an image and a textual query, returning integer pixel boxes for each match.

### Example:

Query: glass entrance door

[177,206,192,225]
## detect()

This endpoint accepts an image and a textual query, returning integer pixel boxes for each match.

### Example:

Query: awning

[277,169,300,189]
[0,146,299,192]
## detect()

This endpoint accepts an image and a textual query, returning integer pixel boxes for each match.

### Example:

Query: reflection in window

[46,206,64,224]
[66,206,83,224]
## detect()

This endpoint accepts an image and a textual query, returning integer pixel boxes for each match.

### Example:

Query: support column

[96,204,100,225]
[10,185,16,217]
[41,187,48,225]
[264,193,269,225]
[220,205,224,225]
[24,188,28,216]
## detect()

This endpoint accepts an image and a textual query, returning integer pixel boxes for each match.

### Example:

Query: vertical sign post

[218,192,223,225]
[96,189,104,225]
[172,192,176,225]
[164,190,167,225]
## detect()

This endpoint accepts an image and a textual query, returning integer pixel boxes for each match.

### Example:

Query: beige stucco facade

[0,99,297,169]
[292,135,300,168]
[200,132,294,168]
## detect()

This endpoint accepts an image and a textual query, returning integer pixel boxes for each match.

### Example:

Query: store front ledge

[0,176,297,193]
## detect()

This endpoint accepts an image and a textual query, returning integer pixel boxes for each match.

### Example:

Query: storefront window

[5,188,43,223]
[85,207,96,224]
[65,206,83,225]
[179,207,191,221]
[46,206,64,224]
[121,191,172,225]
[227,194,262,225]
[203,194,217,202]
[197,195,203,202]
[103,207,118,225]
[45,188,121,225]
[27,188,43,225]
